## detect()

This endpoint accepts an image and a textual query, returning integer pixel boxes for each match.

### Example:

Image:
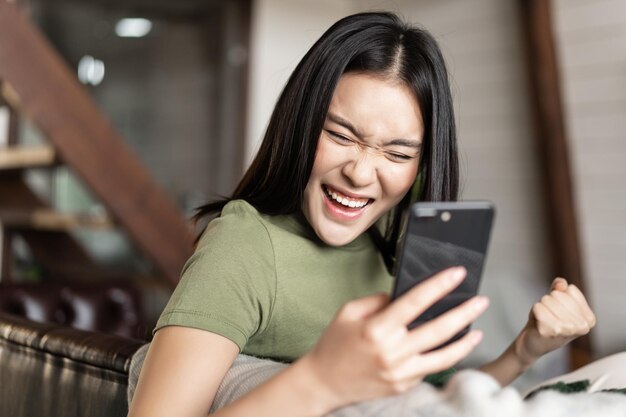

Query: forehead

[327,73,424,140]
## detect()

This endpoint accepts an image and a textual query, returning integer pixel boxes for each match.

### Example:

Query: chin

[321,235,356,247]
[314,222,363,247]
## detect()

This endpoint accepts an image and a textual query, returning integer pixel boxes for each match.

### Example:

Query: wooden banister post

[519,0,593,369]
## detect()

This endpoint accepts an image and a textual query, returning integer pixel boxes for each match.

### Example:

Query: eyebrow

[385,138,422,150]
[326,112,422,150]
[326,112,365,138]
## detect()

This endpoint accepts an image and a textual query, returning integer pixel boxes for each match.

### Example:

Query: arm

[128,326,239,417]
[479,278,597,386]
[130,267,488,416]
[128,325,336,417]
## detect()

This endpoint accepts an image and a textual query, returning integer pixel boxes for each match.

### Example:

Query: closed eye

[326,130,353,144]
[385,151,416,162]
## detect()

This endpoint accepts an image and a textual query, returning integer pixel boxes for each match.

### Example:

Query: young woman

[128,12,595,417]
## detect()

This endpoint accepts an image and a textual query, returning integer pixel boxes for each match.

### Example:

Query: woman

[128,12,595,417]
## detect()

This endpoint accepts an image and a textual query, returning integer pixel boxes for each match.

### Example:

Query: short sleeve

[154,202,276,351]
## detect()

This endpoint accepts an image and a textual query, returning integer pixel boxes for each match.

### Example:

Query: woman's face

[302,72,423,246]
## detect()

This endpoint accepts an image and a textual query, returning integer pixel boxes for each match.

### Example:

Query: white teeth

[325,186,369,208]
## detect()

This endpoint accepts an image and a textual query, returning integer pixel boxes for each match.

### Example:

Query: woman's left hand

[514,278,596,365]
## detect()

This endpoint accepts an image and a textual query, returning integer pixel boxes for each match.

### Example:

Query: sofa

[0,282,157,417]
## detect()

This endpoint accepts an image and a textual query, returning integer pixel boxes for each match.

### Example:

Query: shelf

[0,145,56,170]
[0,209,113,231]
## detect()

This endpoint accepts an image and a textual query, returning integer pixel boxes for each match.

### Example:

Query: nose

[341,152,377,188]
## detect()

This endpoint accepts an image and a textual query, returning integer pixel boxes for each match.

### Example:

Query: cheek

[309,138,344,179]
[381,163,419,200]
[310,150,325,179]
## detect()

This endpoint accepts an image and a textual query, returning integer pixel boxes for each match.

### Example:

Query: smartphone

[391,201,495,346]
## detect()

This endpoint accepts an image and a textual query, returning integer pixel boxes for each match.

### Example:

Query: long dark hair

[194,11,458,266]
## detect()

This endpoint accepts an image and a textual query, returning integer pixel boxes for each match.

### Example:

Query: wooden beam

[519,0,592,369]
[0,2,194,285]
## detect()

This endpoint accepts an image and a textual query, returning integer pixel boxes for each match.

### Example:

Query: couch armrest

[0,312,146,417]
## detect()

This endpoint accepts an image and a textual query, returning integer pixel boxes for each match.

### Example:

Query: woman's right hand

[300,266,489,411]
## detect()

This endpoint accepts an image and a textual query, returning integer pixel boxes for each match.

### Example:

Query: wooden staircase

[0,1,194,287]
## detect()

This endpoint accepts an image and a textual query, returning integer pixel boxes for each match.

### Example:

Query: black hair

[194,11,458,267]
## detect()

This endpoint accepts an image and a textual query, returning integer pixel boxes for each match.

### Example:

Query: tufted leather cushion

[0,282,144,339]
[0,312,145,417]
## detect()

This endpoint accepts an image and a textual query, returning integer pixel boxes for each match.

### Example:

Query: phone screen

[391,202,495,344]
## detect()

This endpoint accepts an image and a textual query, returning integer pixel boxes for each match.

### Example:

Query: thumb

[551,277,568,292]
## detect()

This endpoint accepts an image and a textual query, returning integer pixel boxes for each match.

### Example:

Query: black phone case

[391,201,495,347]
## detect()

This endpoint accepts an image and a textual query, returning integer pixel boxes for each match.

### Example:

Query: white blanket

[128,345,626,416]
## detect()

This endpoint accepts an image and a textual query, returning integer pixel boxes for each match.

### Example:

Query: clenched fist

[514,278,596,365]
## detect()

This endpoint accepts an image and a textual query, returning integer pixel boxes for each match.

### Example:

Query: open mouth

[322,185,373,210]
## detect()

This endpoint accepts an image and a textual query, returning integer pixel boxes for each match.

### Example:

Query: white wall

[246,0,353,164]
[553,0,626,357]
[246,0,567,388]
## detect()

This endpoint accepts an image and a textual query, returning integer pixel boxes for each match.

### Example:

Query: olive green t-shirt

[155,200,392,362]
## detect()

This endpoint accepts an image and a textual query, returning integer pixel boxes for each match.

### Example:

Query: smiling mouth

[322,185,373,209]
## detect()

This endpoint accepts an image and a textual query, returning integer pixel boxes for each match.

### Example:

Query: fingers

[548,278,594,324]
[538,279,596,334]
[373,267,467,329]
[565,285,596,327]
[537,294,583,336]
[389,295,489,362]
[532,295,592,339]
[531,302,563,337]
[383,330,483,381]
[549,291,587,323]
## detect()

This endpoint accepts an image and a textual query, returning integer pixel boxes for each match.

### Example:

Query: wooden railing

[0,1,194,286]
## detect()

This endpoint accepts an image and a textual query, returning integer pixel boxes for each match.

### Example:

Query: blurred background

[0,0,624,391]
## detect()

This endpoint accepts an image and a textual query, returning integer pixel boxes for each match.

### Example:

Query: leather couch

[0,282,146,339]
[0,311,146,417]
[0,282,159,417]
